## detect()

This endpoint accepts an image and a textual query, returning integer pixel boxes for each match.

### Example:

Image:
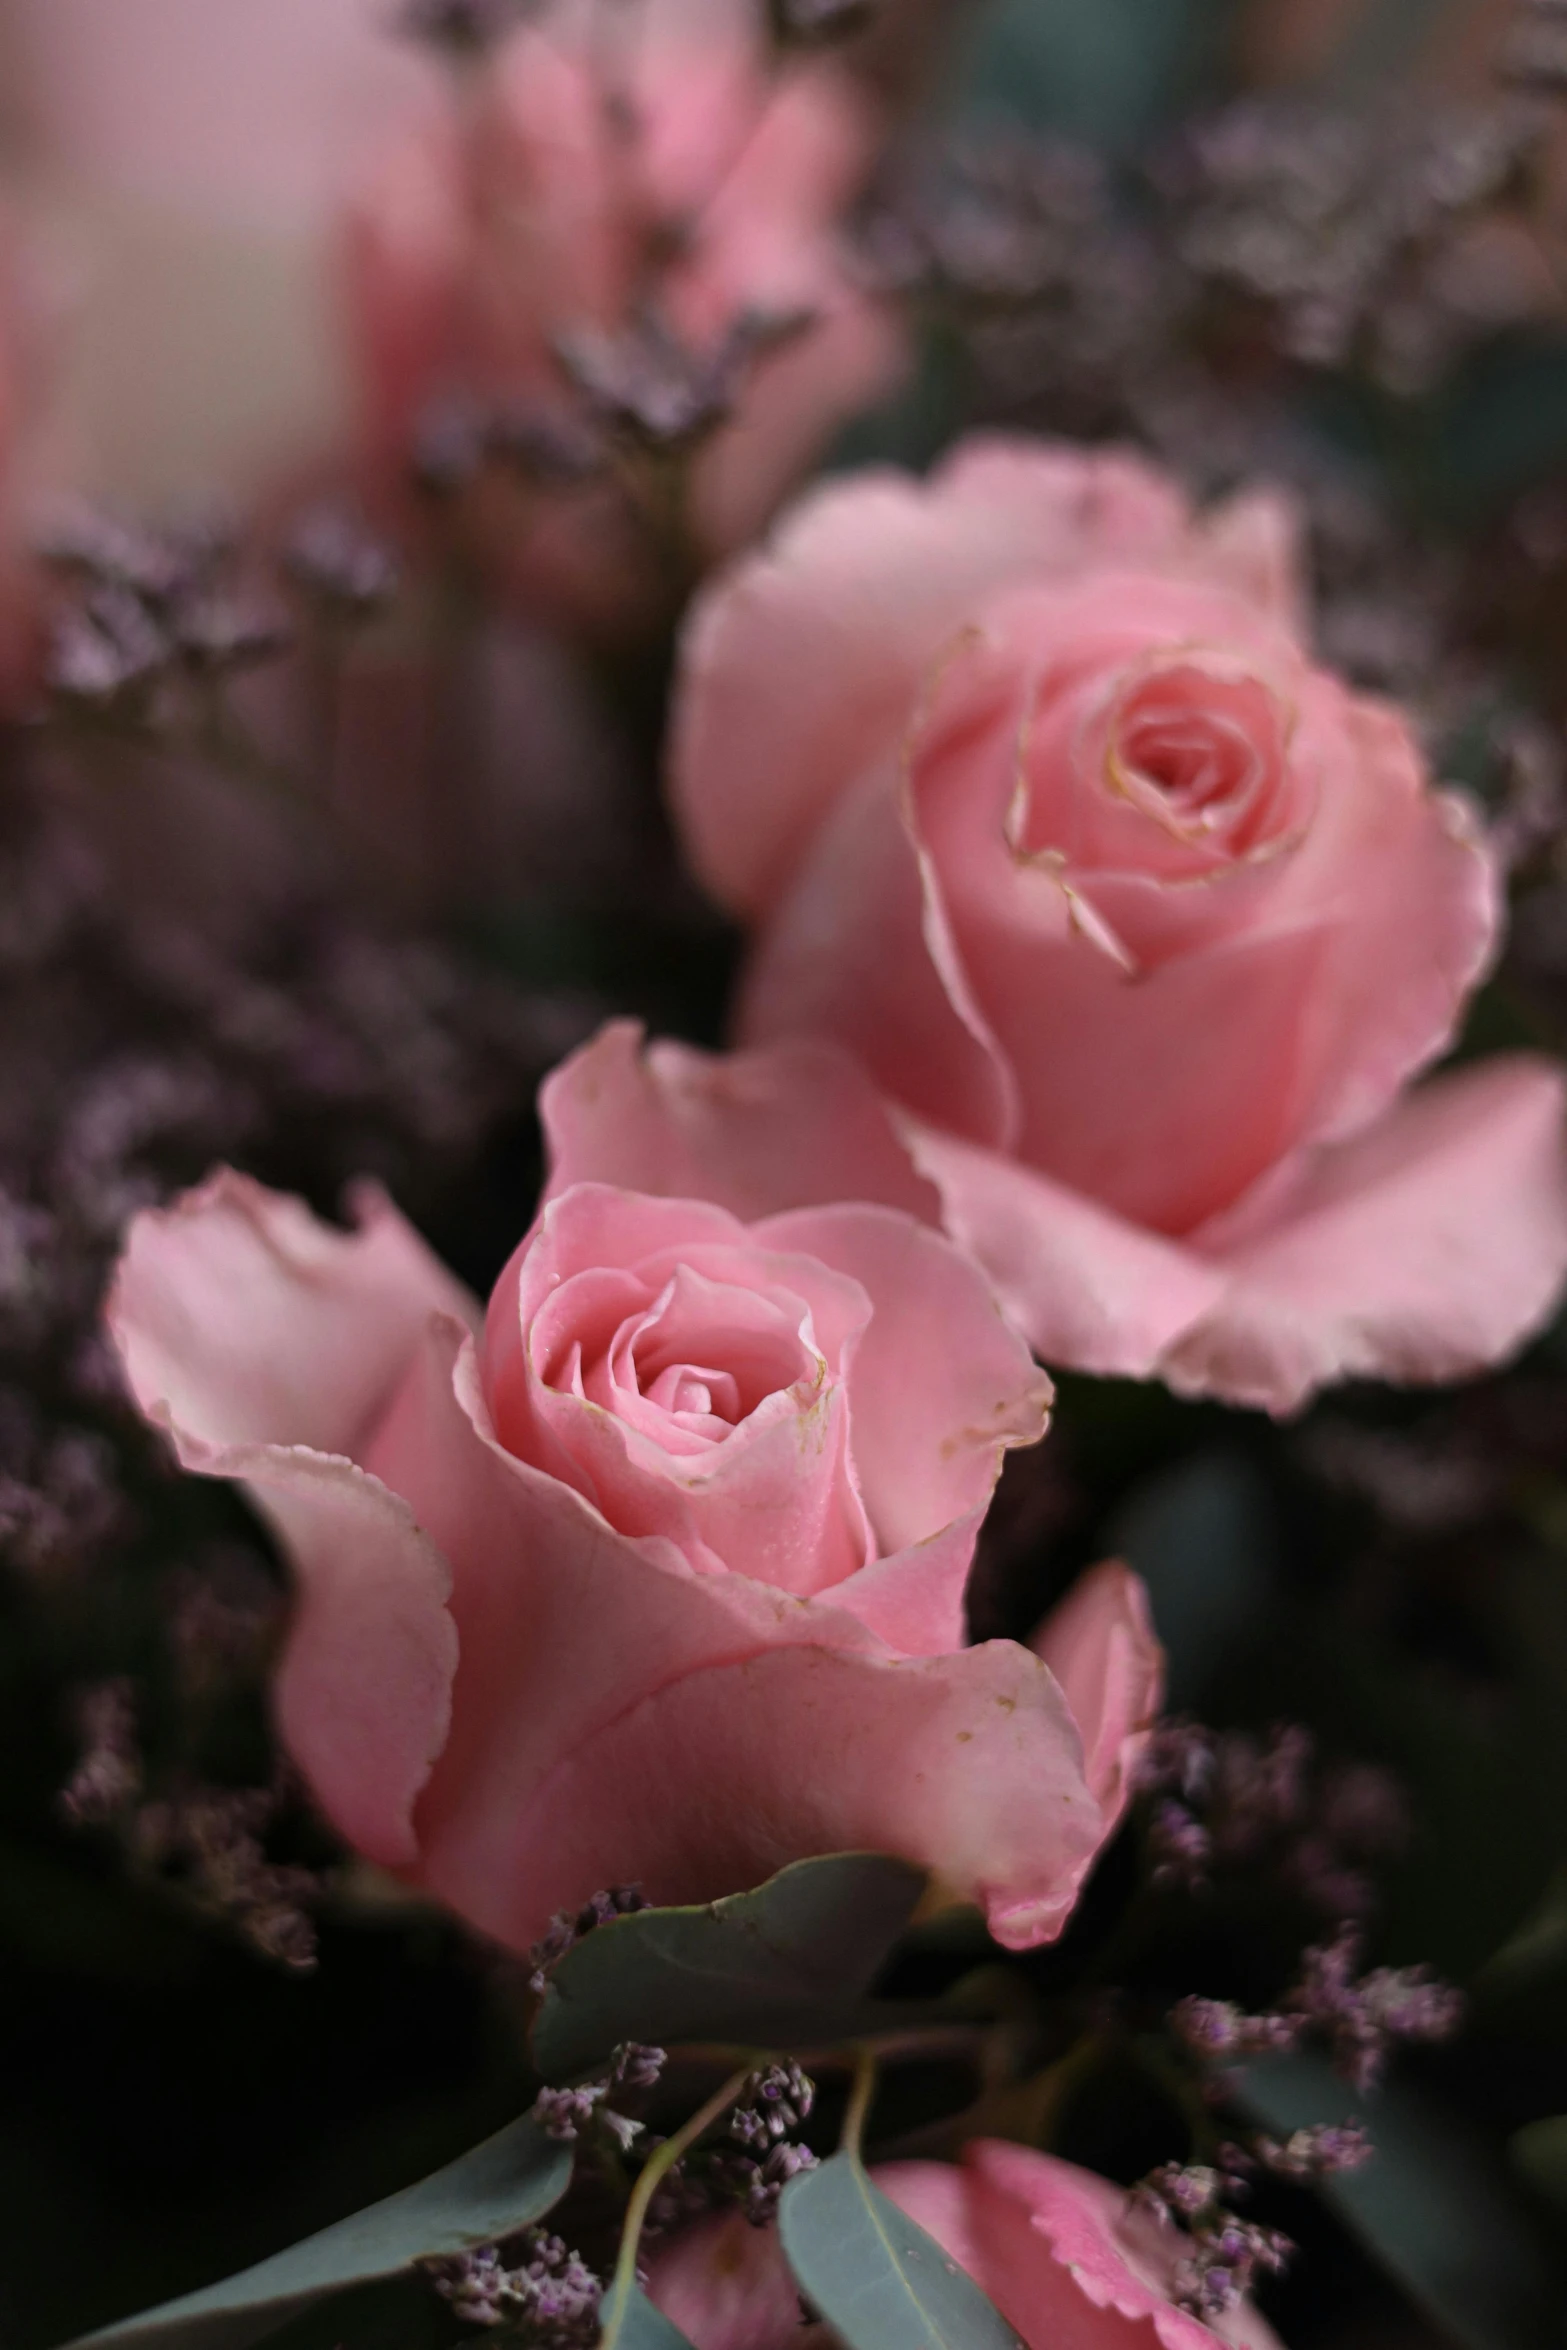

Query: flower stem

[609,2067,750,2312]
[840,2046,879,2161]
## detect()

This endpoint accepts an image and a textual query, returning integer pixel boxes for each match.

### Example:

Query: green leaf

[532,1852,930,2082]
[1237,2055,1560,2350]
[62,2117,572,2350]
[1512,2117,1567,2211]
[598,2280,700,2350]
[780,2152,1026,2350]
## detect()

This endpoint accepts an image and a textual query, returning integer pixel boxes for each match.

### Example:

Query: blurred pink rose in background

[3,0,429,501]
[107,1038,1162,1951]
[346,11,906,625]
[649,2142,1285,2350]
[671,435,1567,1413]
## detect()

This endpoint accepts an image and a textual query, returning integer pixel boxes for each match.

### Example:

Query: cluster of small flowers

[1135,2158,1293,2320]
[398,0,870,62]
[132,1782,324,1971]
[1157,98,1541,397]
[644,2065,820,2233]
[1168,1997,1302,2064]
[1252,2123,1374,2181]
[532,2041,667,2149]
[41,498,398,721]
[523,1887,652,1996]
[1171,1927,1462,2094]
[709,2139,821,2226]
[58,1680,326,1969]
[57,1679,141,1824]
[1138,1719,1408,1919]
[1287,1925,1465,2095]
[430,2231,603,2346]
[727,2062,814,2148]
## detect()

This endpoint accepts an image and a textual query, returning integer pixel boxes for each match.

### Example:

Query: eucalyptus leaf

[62,2117,572,2350]
[1512,2117,1567,2211]
[1238,2055,1559,2350]
[779,2152,1026,2350]
[532,1852,929,2082]
[598,2279,700,2350]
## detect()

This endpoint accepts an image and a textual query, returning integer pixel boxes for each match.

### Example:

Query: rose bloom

[670,436,1567,1414]
[648,2142,1283,2350]
[347,6,905,626]
[108,1035,1162,1951]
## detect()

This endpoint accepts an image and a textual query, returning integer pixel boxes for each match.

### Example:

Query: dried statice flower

[171,591,292,675]
[1136,2161,1227,2221]
[1170,1997,1304,2064]
[1499,0,1567,96]
[49,585,171,709]
[531,2083,608,2143]
[710,2140,821,2226]
[396,0,541,56]
[729,2061,815,2147]
[489,404,608,491]
[0,1427,137,1581]
[58,1680,143,1826]
[609,2042,668,2094]
[282,506,401,620]
[430,2231,603,2346]
[524,1884,650,1994]
[556,307,814,456]
[1134,2161,1294,2319]
[1287,1926,1464,2093]
[766,0,875,48]
[532,2040,665,2144]
[1138,1719,1406,1921]
[36,502,196,604]
[165,1546,285,1699]
[1171,2220,1293,2321]
[1149,96,1545,398]
[130,1781,326,1971]
[411,394,493,496]
[1254,2123,1374,2180]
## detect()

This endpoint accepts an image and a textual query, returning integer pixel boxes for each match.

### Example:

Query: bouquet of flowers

[4,3,1567,2348]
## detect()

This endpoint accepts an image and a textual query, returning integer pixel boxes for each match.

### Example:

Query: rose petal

[738,752,1021,1151]
[106,1172,469,1868]
[1197,484,1310,637]
[1030,1561,1163,1832]
[540,1019,942,1226]
[490,1184,875,1593]
[646,2210,813,2350]
[828,1510,982,1657]
[1165,1055,1567,1414]
[108,1166,478,1456]
[955,2143,1282,2350]
[756,1202,1052,1553]
[368,1322,1105,1952]
[672,439,1204,922]
[902,1121,1226,1375]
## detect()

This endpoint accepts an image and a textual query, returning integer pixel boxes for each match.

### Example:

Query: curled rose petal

[1030,1560,1163,1834]
[107,1172,472,1866]
[1164,1054,1567,1414]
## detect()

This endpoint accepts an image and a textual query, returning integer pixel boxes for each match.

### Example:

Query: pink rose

[347,11,905,625]
[670,435,1567,1413]
[648,2142,1283,2350]
[107,1132,1162,1951]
